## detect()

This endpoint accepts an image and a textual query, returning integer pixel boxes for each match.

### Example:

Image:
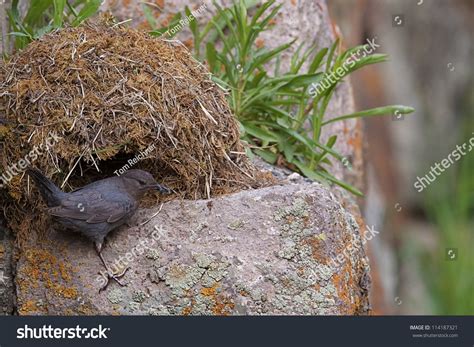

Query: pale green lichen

[147,305,170,315]
[201,265,230,287]
[274,198,309,222]
[129,301,140,312]
[227,219,244,230]
[107,288,123,304]
[193,253,214,269]
[165,264,206,295]
[132,290,147,303]
[145,248,160,260]
[269,195,341,314]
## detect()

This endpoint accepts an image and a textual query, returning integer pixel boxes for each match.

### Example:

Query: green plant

[150,0,413,195]
[7,0,102,50]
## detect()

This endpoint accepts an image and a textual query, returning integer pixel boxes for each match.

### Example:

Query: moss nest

[0,22,264,241]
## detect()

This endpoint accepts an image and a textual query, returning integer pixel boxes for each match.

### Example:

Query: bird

[26,167,170,291]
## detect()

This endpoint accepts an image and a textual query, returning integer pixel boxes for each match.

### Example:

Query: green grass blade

[322,105,415,126]
[53,0,66,28]
[71,0,101,26]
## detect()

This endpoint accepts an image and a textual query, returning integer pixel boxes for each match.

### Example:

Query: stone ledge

[15,183,370,315]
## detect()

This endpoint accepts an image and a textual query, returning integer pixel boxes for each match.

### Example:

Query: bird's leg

[95,242,129,291]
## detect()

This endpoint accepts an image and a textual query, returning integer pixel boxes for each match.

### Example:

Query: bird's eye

[138,180,146,185]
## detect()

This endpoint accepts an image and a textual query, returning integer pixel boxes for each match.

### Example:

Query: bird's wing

[48,190,137,224]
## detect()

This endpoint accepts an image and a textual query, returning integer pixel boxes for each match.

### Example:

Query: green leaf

[206,42,218,73]
[71,0,101,26]
[185,6,198,37]
[347,53,388,73]
[53,0,66,28]
[325,37,339,71]
[24,0,53,27]
[253,148,277,164]
[322,105,415,126]
[281,72,324,89]
[7,31,31,38]
[142,3,157,29]
[248,40,295,73]
[243,122,279,143]
[309,47,328,73]
[317,170,363,196]
[316,135,337,164]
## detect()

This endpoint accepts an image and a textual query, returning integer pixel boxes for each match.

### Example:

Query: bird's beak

[152,184,171,194]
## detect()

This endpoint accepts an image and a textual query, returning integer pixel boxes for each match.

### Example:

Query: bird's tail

[26,168,63,207]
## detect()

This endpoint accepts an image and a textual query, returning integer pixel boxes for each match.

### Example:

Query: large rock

[16,182,370,315]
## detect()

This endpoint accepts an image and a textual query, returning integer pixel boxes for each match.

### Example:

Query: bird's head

[121,169,171,199]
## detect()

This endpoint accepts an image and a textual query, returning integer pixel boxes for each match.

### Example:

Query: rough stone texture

[15,182,370,315]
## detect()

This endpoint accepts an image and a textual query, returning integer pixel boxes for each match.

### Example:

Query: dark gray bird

[26,167,170,290]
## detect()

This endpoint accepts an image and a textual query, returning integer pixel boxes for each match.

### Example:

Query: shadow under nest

[0,22,269,247]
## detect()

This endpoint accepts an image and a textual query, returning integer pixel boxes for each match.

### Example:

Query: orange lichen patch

[18,300,46,315]
[51,285,78,299]
[213,298,235,316]
[332,259,360,315]
[291,0,297,5]
[201,283,235,315]
[18,248,80,305]
[182,306,192,315]
[155,0,165,8]
[305,236,328,264]
[255,38,265,49]
[269,18,277,26]
[123,0,131,7]
[200,285,217,297]
[59,262,72,282]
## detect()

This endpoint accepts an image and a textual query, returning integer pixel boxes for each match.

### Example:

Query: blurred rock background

[329,0,473,314]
